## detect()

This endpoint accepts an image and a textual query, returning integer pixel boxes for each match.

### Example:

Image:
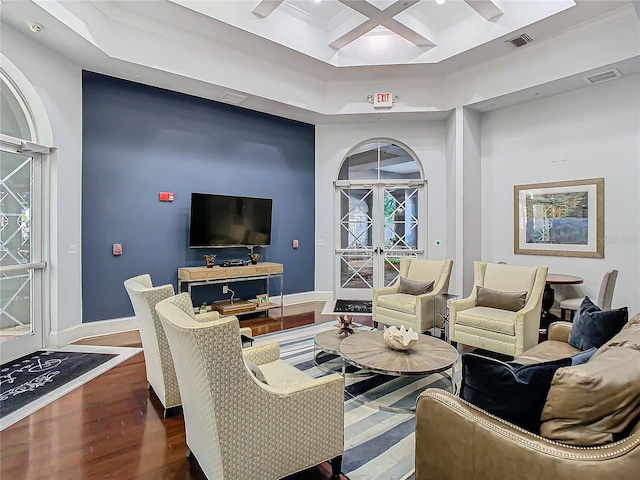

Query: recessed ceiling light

[135,75,142,79]
[435,0,446,5]
[313,0,322,3]
[28,22,43,33]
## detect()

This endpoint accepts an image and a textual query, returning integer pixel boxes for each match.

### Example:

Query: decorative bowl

[383,325,419,351]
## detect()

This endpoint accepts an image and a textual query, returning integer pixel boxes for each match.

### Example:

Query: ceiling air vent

[218,92,248,105]
[506,33,533,48]
[584,68,622,85]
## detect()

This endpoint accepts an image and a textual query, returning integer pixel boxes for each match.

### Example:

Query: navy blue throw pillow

[568,297,628,351]
[460,353,571,432]
[570,346,597,366]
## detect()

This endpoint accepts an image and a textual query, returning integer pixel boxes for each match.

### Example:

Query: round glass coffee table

[314,328,362,374]
[339,330,459,412]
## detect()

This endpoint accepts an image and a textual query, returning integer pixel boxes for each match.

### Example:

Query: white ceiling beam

[464,0,504,22]
[329,0,435,49]
[252,0,285,19]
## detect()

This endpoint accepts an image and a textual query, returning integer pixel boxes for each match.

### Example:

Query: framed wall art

[514,178,604,258]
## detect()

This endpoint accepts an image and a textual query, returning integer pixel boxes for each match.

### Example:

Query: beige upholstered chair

[155,294,345,480]
[449,262,548,357]
[372,258,453,333]
[560,269,618,320]
[124,276,251,417]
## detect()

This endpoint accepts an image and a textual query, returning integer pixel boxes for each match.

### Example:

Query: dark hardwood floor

[0,302,365,480]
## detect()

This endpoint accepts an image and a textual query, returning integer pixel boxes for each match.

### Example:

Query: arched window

[1,71,35,140]
[0,65,48,361]
[339,140,422,181]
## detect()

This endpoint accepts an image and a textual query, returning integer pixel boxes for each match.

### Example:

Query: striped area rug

[254,322,457,480]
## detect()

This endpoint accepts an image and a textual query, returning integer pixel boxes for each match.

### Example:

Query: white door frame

[0,136,49,363]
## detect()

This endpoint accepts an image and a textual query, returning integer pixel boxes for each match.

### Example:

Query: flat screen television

[189,193,273,248]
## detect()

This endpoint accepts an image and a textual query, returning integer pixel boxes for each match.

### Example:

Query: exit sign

[373,92,393,108]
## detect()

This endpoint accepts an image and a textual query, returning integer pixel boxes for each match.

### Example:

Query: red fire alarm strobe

[112,243,123,255]
[159,192,174,202]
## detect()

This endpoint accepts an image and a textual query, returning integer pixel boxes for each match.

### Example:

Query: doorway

[334,140,425,300]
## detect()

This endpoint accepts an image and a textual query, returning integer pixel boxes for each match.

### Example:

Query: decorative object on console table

[256,293,269,306]
[248,252,261,264]
[203,254,216,268]
[335,315,355,337]
[514,178,604,258]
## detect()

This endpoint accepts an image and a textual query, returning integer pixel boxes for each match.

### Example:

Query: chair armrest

[194,310,221,323]
[239,326,253,338]
[548,321,573,343]
[449,295,476,314]
[373,284,399,302]
[242,342,280,365]
[415,389,640,480]
[262,372,344,395]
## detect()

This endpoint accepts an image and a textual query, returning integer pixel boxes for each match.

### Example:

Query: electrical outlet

[223,285,228,294]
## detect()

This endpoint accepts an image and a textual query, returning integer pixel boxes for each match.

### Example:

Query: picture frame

[256,293,269,306]
[514,178,604,258]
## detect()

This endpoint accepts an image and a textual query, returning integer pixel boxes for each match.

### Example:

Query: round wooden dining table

[541,273,583,330]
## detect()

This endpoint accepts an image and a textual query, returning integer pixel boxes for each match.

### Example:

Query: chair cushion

[568,297,628,351]
[541,347,640,445]
[456,307,517,335]
[258,359,315,388]
[476,286,527,312]
[514,340,581,365]
[377,293,418,314]
[398,276,434,296]
[244,359,268,384]
[460,353,571,432]
[559,296,583,311]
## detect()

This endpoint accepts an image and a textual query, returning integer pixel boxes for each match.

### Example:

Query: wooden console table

[177,262,284,318]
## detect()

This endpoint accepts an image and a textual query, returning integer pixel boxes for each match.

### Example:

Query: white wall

[1,25,84,336]
[480,74,640,315]
[315,121,449,294]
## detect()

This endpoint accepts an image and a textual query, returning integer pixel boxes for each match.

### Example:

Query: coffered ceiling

[1,0,639,123]
[169,0,575,67]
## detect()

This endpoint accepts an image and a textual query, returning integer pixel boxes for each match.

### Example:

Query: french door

[0,138,47,363]
[335,181,425,300]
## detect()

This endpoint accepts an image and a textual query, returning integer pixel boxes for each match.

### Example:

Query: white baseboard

[281,291,333,305]
[48,291,335,347]
[49,316,138,348]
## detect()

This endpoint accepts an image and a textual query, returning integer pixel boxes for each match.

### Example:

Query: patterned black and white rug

[0,345,141,430]
[323,299,373,316]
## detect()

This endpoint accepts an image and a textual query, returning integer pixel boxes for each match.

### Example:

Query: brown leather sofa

[415,313,640,480]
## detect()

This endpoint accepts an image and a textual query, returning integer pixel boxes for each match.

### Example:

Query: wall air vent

[584,68,622,85]
[218,92,248,105]
[506,33,533,47]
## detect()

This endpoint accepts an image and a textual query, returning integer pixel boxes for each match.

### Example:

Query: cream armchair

[373,258,453,333]
[449,262,548,357]
[155,295,345,480]
[124,277,251,417]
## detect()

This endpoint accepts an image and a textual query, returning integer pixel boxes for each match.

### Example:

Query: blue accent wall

[82,72,315,322]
